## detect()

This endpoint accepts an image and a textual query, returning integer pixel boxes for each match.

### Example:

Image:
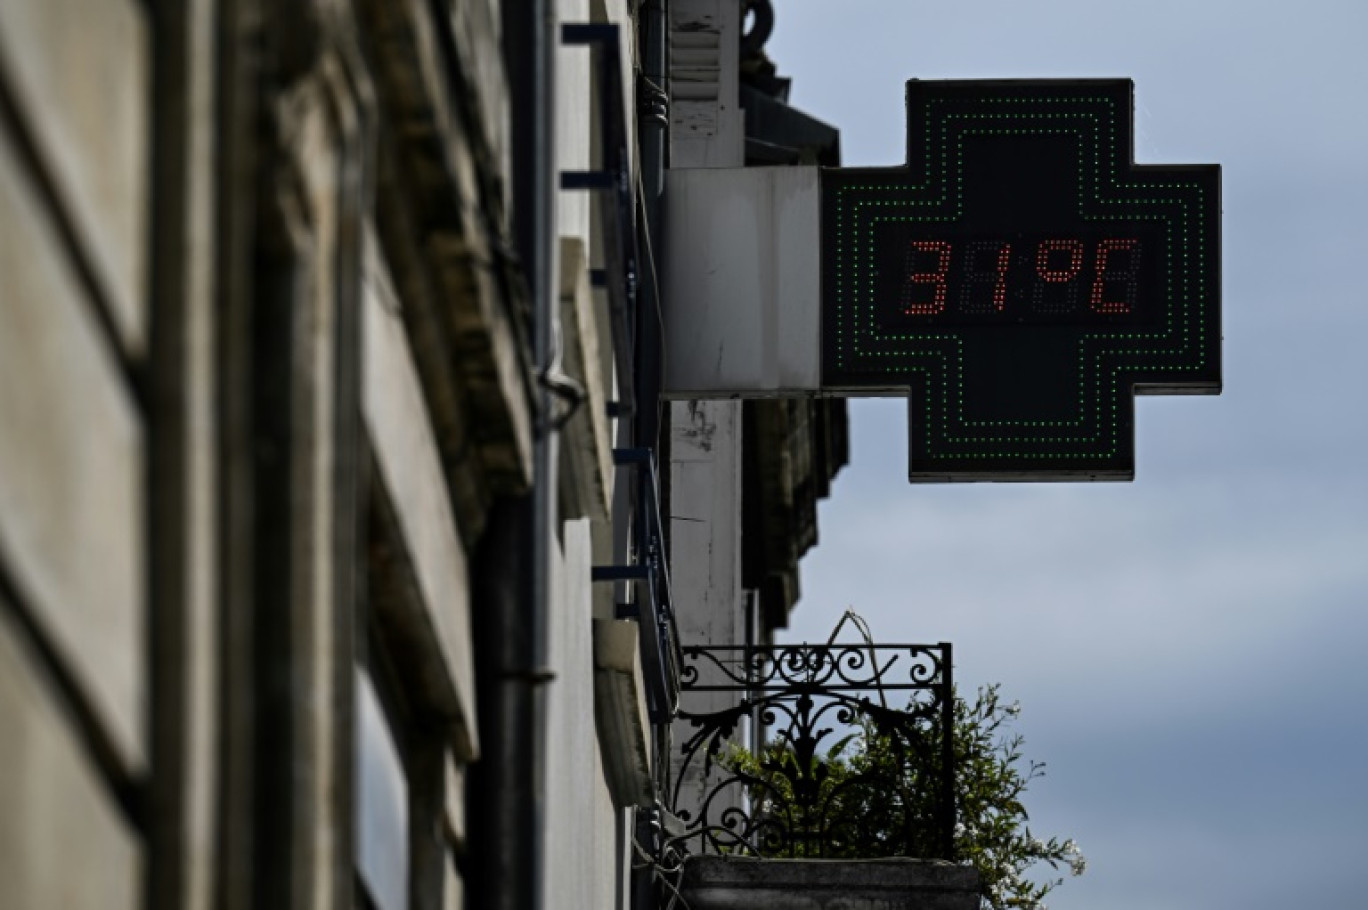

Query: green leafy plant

[723,684,1085,910]
[944,684,1085,910]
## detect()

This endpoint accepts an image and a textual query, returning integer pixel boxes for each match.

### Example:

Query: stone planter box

[679,856,981,910]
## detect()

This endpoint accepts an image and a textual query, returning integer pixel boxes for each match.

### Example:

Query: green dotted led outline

[856,101,1211,456]
[865,111,1199,408]
[858,124,1171,441]
[845,115,1142,453]
[859,121,1196,443]
[832,95,1211,459]
[840,106,1132,453]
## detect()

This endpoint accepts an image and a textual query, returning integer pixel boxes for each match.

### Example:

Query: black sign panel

[822,80,1221,481]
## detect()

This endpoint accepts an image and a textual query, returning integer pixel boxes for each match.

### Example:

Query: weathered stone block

[363,235,478,758]
[0,609,141,910]
[0,127,146,773]
[0,0,150,355]
[557,237,613,524]
[592,618,652,807]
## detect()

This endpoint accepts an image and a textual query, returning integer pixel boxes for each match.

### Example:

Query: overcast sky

[766,3,1368,908]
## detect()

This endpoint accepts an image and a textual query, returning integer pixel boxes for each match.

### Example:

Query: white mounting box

[662,166,822,397]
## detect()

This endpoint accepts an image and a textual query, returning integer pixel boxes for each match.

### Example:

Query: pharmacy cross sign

[821,79,1221,481]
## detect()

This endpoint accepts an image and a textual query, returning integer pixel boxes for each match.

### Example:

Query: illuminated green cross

[821,80,1221,481]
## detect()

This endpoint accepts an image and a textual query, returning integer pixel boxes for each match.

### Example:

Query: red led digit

[903,240,952,315]
[1031,239,1084,314]
[1035,239,1084,283]
[960,240,1012,313]
[1091,238,1140,313]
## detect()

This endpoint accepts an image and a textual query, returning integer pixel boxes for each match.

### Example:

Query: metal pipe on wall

[527,0,560,899]
[471,0,557,907]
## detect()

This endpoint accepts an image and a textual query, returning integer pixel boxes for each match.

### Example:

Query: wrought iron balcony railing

[666,642,955,860]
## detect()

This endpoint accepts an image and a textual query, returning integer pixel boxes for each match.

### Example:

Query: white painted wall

[664,0,746,656]
[669,0,744,168]
[557,0,592,243]
[668,400,747,822]
[543,519,627,910]
[664,0,750,825]
[664,0,747,671]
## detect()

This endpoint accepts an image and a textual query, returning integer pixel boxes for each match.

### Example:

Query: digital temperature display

[888,234,1152,323]
[822,79,1221,481]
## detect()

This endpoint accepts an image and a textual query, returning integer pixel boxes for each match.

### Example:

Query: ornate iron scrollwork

[667,643,955,860]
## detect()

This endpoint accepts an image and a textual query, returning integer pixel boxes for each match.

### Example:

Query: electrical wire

[632,835,693,910]
[634,155,669,445]
[826,608,890,709]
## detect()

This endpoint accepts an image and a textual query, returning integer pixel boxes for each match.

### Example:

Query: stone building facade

[0,1,843,908]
